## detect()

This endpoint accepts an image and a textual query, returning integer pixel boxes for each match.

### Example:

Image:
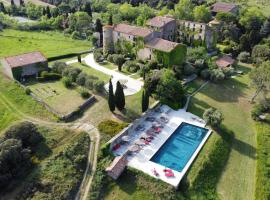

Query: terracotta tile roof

[147,16,175,28]
[114,24,152,38]
[212,2,237,13]
[5,51,47,68]
[216,55,235,68]
[146,38,179,52]
[106,155,128,180]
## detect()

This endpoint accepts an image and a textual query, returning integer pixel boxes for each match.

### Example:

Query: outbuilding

[1,51,48,80]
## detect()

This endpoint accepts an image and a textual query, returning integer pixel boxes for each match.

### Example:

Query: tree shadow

[187,97,214,117]
[115,170,138,195]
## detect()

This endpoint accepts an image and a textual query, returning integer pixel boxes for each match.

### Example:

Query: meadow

[0,29,90,58]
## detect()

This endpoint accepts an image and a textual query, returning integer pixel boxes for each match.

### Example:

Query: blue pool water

[150,122,209,172]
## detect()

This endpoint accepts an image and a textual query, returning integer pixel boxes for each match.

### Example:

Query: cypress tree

[108,14,113,25]
[84,2,92,17]
[46,6,51,18]
[19,0,24,6]
[95,18,103,33]
[11,0,15,6]
[141,90,149,112]
[0,2,6,13]
[42,7,46,16]
[108,79,115,112]
[145,90,149,111]
[260,18,270,38]
[115,81,125,110]
[77,55,81,63]
[141,90,146,112]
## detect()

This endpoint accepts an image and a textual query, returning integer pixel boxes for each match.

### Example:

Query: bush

[200,69,211,80]
[25,87,31,95]
[98,120,128,136]
[62,77,73,88]
[203,108,224,128]
[210,68,225,82]
[51,62,67,74]
[93,48,103,62]
[76,72,88,86]
[107,54,114,63]
[112,54,125,71]
[222,67,235,78]
[40,71,62,81]
[71,31,81,40]
[251,104,264,120]
[85,79,94,90]
[123,61,140,73]
[80,89,90,99]
[237,51,250,63]
[183,63,196,76]
[93,80,105,93]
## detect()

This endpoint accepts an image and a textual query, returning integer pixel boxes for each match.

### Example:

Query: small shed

[1,51,48,80]
[106,155,128,180]
[216,55,235,68]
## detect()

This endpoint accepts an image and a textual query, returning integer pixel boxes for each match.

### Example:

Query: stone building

[1,51,48,80]
[211,2,239,15]
[177,20,216,51]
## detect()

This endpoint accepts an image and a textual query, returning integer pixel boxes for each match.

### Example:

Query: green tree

[173,0,194,20]
[0,2,6,13]
[115,81,125,110]
[108,79,115,112]
[260,18,270,38]
[68,11,92,33]
[113,54,125,71]
[203,108,223,128]
[84,2,92,17]
[193,5,211,23]
[156,69,185,109]
[95,18,103,33]
[249,61,270,102]
[19,0,24,7]
[239,7,265,31]
[141,90,149,112]
[108,14,113,25]
[46,6,51,18]
[11,0,15,6]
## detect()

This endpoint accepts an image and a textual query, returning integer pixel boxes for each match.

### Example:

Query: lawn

[188,63,256,200]
[26,80,87,115]
[0,29,91,58]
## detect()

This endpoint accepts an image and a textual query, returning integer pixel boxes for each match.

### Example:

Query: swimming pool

[150,122,209,172]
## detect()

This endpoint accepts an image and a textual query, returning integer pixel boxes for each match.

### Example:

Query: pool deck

[113,105,212,187]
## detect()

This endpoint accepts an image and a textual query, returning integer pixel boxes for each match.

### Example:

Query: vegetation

[114,81,125,111]
[108,79,115,112]
[203,108,224,128]
[98,120,128,136]
[141,89,149,113]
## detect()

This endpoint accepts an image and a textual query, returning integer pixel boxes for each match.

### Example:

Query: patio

[111,105,212,187]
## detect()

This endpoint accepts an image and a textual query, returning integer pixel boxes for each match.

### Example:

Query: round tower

[103,25,114,54]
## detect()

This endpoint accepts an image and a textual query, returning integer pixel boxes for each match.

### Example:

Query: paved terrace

[112,105,212,187]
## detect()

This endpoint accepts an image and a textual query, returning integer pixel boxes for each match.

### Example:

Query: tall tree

[95,18,103,33]
[19,0,24,7]
[11,0,15,6]
[141,90,149,112]
[108,14,113,25]
[84,2,92,17]
[193,5,211,23]
[173,0,194,20]
[0,2,6,13]
[108,79,115,112]
[249,61,270,102]
[115,81,125,110]
[42,7,46,16]
[46,6,51,18]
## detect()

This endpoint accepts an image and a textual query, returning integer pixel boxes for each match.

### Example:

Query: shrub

[251,104,264,120]
[93,80,104,93]
[62,77,73,88]
[51,62,67,74]
[40,71,62,81]
[76,72,88,86]
[71,31,81,40]
[80,89,90,99]
[237,51,250,63]
[112,54,125,71]
[98,120,128,136]
[107,54,114,63]
[203,108,224,128]
[222,67,235,78]
[123,61,140,73]
[85,79,94,90]
[93,48,103,62]
[200,69,210,80]
[25,87,31,95]
[194,59,205,70]
[183,63,196,76]
[210,68,225,82]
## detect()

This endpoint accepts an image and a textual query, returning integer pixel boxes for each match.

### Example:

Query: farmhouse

[211,2,239,15]
[1,51,48,80]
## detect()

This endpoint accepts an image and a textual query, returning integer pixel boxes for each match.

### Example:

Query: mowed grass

[188,63,256,200]
[26,80,86,115]
[0,29,90,58]
[0,69,56,123]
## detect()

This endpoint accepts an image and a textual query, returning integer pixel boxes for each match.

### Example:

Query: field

[26,80,87,115]
[188,63,256,200]
[0,29,90,58]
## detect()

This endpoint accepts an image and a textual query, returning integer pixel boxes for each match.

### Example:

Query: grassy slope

[255,122,270,200]
[0,29,90,58]
[188,64,256,200]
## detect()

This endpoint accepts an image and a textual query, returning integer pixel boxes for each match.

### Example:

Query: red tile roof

[146,38,179,52]
[147,16,175,28]
[114,24,152,38]
[216,55,235,68]
[5,51,47,68]
[212,2,237,13]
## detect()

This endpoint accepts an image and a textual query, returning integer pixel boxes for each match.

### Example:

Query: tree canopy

[193,5,211,23]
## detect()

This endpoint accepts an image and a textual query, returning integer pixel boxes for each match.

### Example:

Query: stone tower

[103,25,114,54]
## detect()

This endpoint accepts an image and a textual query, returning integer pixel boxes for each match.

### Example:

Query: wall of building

[137,47,152,60]
[0,59,14,79]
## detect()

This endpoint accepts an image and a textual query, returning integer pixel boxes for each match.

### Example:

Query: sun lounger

[163,169,173,173]
[165,172,174,177]
[112,144,121,151]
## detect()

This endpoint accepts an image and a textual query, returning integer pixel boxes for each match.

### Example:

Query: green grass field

[188,63,256,200]
[26,80,86,115]
[0,29,91,58]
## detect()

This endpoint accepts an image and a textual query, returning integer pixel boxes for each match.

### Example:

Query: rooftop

[212,2,238,13]
[114,24,153,38]
[146,38,179,52]
[216,55,235,68]
[147,16,175,28]
[4,51,47,68]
